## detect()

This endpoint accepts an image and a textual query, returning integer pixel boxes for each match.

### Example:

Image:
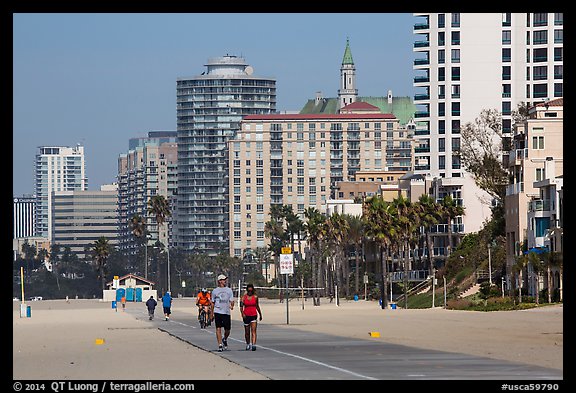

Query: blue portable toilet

[136,288,143,302]
[126,287,135,301]
[116,288,125,302]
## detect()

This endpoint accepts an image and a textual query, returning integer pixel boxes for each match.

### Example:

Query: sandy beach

[13,297,563,380]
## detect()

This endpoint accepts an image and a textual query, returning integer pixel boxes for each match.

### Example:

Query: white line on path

[137,309,377,380]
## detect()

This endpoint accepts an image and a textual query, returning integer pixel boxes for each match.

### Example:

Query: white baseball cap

[217,274,227,281]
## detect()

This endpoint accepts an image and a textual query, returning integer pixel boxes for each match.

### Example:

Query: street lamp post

[166,243,171,293]
[144,234,151,280]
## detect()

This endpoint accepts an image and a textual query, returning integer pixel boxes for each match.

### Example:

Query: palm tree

[49,244,61,291]
[254,247,272,283]
[93,237,111,291]
[512,253,528,303]
[130,213,148,277]
[363,195,397,309]
[147,195,171,289]
[346,214,364,295]
[304,207,327,305]
[440,195,465,257]
[416,195,442,277]
[527,251,544,304]
[325,212,350,299]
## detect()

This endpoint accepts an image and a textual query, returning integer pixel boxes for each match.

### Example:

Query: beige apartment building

[505,98,563,273]
[335,170,408,201]
[228,110,410,257]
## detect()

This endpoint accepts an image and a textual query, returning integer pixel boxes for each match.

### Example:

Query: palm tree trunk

[380,246,388,309]
[354,244,360,295]
[547,266,552,303]
[403,242,408,309]
[426,231,434,278]
[518,269,522,303]
[446,216,452,257]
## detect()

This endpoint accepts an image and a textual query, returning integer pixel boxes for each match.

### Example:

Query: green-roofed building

[303,38,415,125]
[301,94,416,126]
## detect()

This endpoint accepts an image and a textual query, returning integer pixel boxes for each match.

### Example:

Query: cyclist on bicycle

[196,288,212,326]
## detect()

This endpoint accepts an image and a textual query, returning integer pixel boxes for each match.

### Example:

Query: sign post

[280,248,293,325]
[363,274,368,300]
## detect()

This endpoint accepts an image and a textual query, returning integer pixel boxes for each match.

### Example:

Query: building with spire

[338,38,358,109]
[301,39,416,127]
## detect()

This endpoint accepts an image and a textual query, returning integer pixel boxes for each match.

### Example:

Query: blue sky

[13,13,417,195]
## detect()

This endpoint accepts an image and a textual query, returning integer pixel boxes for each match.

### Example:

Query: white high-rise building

[412,12,563,234]
[35,145,87,240]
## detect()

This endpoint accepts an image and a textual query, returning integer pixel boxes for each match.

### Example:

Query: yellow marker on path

[369,332,380,338]
[95,338,105,345]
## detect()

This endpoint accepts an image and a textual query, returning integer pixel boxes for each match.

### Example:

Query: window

[554,30,563,43]
[451,84,460,98]
[535,168,545,182]
[438,120,445,134]
[438,13,445,28]
[554,47,563,61]
[502,13,511,26]
[502,119,512,132]
[502,101,511,115]
[502,30,511,44]
[533,66,547,80]
[533,30,547,44]
[452,120,461,133]
[438,67,445,81]
[532,135,544,150]
[451,31,460,45]
[451,13,460,27]
[533,84,548,98]
[526,48,530,63]
[452,155,461,169]
[502,84,511,98]
[439,138,445,152]
[526,13,531,27]
[502,48,511,62]
[438,102,445,116]
[438,85,445,98]
[554,83,563,97]
[438,32,445,46]
[526,84,531,99]
[555,13,563,25]
[502,66,511,80]
[439,156,445,170]
[526,66,530,81]
[452,137,461,151]
[533,13,547,26]
[438,49,445,64]
[451,49,460,63]
[386,122,394,130]
[451,102,460,116]
[526,31,530,45]
[451,67,460,81]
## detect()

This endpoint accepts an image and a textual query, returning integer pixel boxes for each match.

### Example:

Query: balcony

[414,94,430,101]
[415,129,430,136]
[414,23,430,30]
[415,146,430,153]
[502,93,511,98]
[414,111,430,118]
[506,182,524,196]
[528,199,551,212]
[533,91,548,98]
[414,58,430,66]
[414,41,430,48]
[415,165,430,171]
[414,76,430,84]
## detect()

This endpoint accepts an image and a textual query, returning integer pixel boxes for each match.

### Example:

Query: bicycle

[198,306,210,329]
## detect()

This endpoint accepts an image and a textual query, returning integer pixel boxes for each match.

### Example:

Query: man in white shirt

[211,274,235,352]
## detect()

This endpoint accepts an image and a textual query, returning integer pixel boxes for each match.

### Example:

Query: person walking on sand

[211,274,234,352]
[162,291,172,321]
[240,283,262,351]
[121,295,127,311]
[146,295,157,320]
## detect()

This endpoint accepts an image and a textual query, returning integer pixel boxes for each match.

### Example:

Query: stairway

[459,283,481,298]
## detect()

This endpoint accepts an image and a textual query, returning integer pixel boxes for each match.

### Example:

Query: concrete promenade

[13,297,563,380]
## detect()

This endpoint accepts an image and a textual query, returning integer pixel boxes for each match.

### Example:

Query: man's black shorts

[163,307,171,315]
[214,313,231,330]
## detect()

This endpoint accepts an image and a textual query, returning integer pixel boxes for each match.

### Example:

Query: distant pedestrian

[121,296,127,311]
[146,295,157,320]
[162,291,172,321]
[240,283,262,351]
[211,274,235,352]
